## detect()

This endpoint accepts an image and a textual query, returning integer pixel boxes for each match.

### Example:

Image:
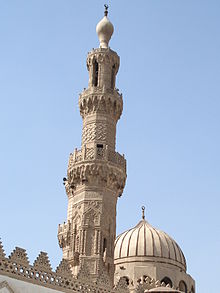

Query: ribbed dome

[114,218,186,271]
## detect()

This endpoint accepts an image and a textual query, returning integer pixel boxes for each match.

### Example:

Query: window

[161,277,172,288]
[111,64,116,89]
[103,238,107,252]
[93,60,99,86]
[179,280,187,293]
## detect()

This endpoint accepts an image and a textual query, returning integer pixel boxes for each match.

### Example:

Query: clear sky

[0,1,219,292]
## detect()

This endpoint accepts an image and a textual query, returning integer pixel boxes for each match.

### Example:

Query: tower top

[96,5,114,48]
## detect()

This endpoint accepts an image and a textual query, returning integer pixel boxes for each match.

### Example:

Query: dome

[96,6,114,48]
[114,215,186,271]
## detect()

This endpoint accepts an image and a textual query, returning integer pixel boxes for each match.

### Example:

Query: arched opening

[122,276,129,285]
[191,286,195,293]
[161,277,173,288]
[93,60,99,86]
[111,64,116,89]
[103,238,107,253]
[179,280,187,293]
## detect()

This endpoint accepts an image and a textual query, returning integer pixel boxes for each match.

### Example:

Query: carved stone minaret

[58,7,126,283]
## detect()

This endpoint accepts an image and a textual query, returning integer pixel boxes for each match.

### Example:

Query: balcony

[69,144,126,172]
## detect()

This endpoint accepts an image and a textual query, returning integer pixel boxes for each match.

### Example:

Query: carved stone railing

[69,145,126,172]
[79,87,123,121]
[0,241,128,293]
[80,85,122,97]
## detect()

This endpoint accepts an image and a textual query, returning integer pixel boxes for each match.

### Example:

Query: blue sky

[0,1,219,292]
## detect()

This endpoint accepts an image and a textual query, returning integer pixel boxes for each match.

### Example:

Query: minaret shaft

[58,15,126,284]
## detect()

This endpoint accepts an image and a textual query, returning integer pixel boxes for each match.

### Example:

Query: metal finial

[104,4,109,16]
[142,206,145,220]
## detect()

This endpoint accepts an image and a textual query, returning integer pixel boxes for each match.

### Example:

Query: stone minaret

[58,7,126,282]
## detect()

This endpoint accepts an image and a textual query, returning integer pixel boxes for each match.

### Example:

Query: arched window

[179,280,187,293]
[122,276,129,285]
[161,277,173,288]
[103,238,107,252]
[93,60,99,86]
[111,64,116,89]
[191,286,195,293]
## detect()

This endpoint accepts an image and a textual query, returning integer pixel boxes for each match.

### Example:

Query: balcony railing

[69,144,126,171]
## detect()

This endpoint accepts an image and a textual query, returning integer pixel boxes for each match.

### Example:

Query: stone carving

[82,122,107,144]
[57,221,72,248]
[68,162,126,194]
[96,265,112,289]
[68,145,126,171]
[0,281,15,293]
[79,94,123,120]
[9,247,29,267]
[87,49,120,72]
[135,276,178,293]
[55,259,73,279]
[114,277,129,293]
[84,201,102,214]
[33,251,52,272]
[85,147,95,160]
[77,261,92,283]
[63,179,74,198]
[0,243,114,293]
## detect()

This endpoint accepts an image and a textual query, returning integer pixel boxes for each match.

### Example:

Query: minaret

[58,7,126,282]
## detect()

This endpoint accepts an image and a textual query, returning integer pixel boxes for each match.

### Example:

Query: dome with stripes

[114,208,186,271]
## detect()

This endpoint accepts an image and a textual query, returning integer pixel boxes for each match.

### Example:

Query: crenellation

[33,252,52,272]
[0,241,117,293]
[9,247,29,267]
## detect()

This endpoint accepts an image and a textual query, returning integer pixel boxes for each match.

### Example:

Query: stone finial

[142,206,145,220]
[33,251,52,272]
[104,4,109,16]
[56,259,73,279]
[0,240,6,259]
[96,5,114,48]
[9,247,29,266]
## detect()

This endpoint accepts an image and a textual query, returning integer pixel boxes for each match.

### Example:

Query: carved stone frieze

[87,48,120,73]
[68,146,126,173]
[68,162,126,194]
[79,93,123,120]
[82,122,108,144]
